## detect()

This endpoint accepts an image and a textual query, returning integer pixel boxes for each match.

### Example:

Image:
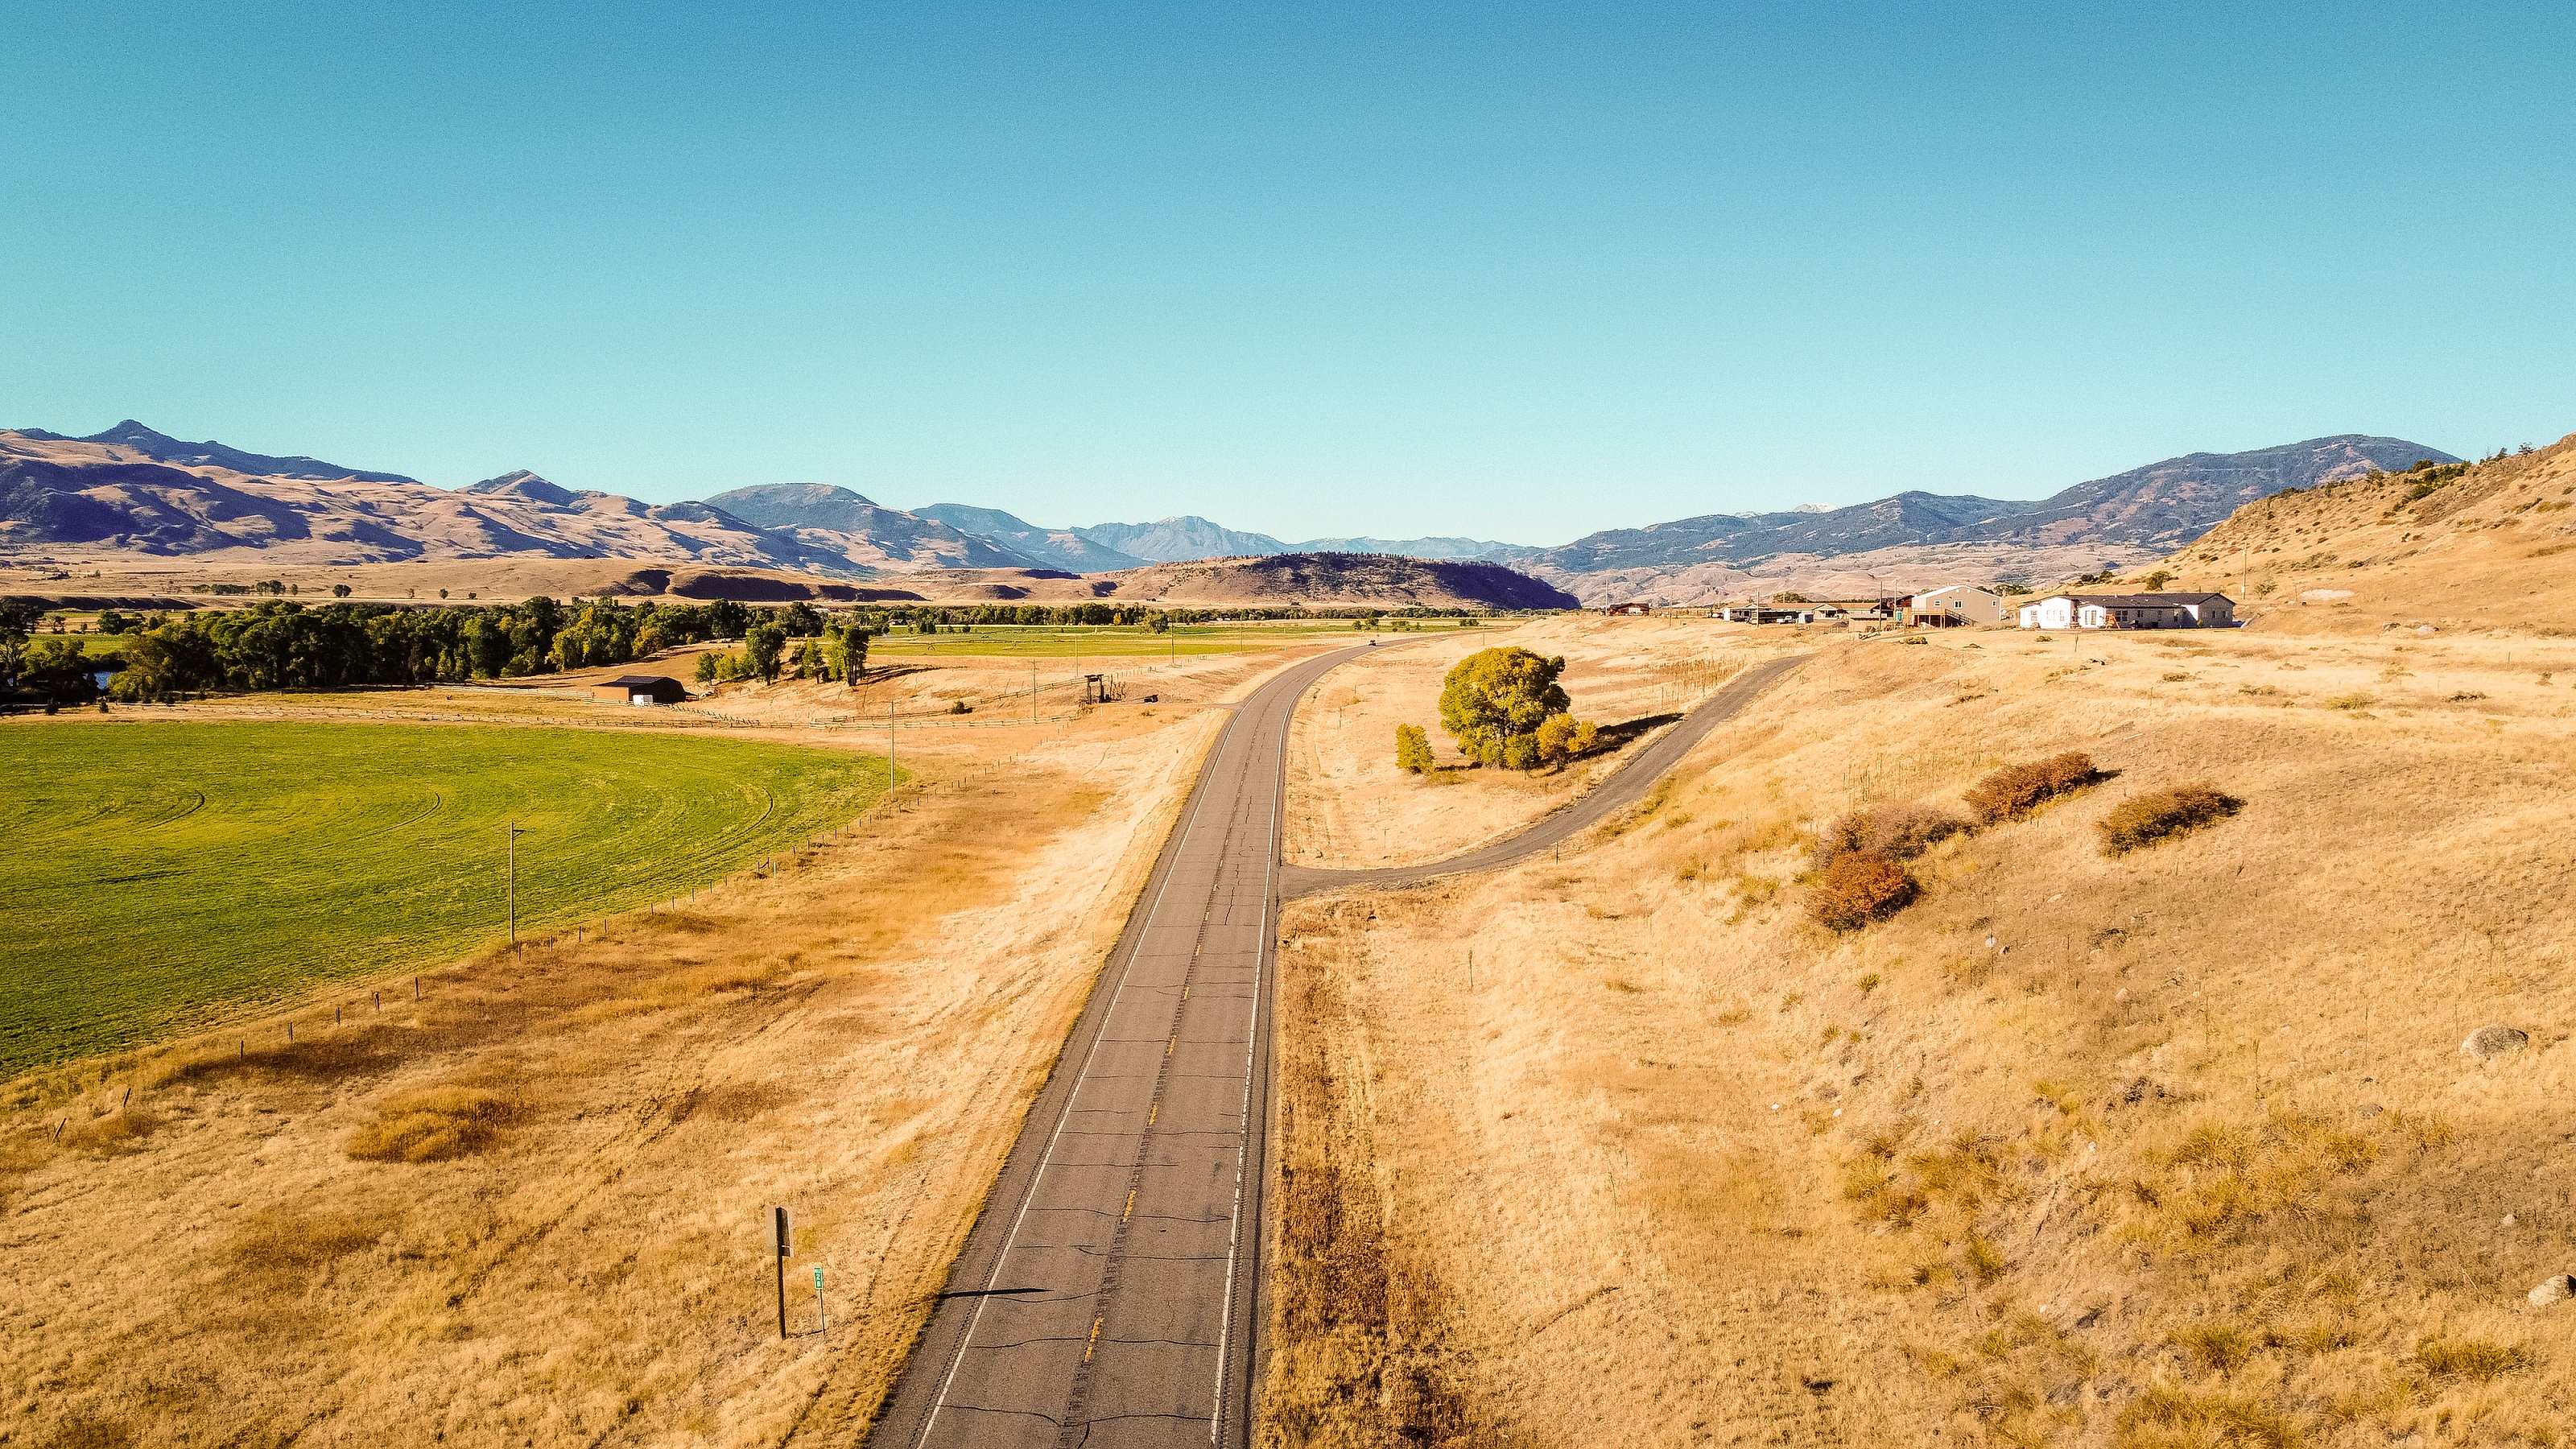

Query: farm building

[592,675,687,705]
[1908,584,2006,626]
[1714,604,1818,624]
[2016,592,2235,630]
[1604,601,1653,616]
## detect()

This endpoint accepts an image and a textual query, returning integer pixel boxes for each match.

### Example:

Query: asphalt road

[872,645,1804,1448]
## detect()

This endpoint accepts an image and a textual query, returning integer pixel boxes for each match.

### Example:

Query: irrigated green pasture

[0,721,894,1077]
[868,623,1476,657]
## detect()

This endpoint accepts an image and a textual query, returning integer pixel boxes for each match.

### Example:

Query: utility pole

[771,1206,793,1340]
[503,819,525,943]
[888,700,896,789]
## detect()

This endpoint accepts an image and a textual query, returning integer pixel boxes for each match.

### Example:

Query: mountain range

[0,420,2459,603]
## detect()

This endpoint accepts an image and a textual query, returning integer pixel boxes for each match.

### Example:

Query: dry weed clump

[2116,1113,2376,1249]
[2097,784,2244,856]
[2118,1385,2300,1449]
[62,1107,163,1154]
[345,1084,523,1162]
[1806,852,1919,931]
[1963,750,2106,824]
[2413,1336,2532,1382]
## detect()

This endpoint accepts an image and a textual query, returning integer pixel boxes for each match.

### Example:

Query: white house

[1909,584,2006,626]
[2015,592,2235,630]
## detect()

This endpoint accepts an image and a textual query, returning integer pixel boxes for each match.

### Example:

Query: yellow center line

[1084,1315,1104,1362]
[1148,1103,1158,1125]
[1123,1189,1136,1222]
[1166,1034,1177,1055]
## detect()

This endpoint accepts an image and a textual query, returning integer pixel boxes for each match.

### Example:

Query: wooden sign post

[814,1265,826,1335]
[772,1206,792,1340]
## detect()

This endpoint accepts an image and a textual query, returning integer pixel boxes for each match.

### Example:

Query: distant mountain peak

[464,470,581,507]
[35,418,423,484]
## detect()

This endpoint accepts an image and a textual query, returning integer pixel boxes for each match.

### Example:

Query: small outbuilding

[1604,601,1653,616]
[1909,584,2007,626]
[593,674,687,705]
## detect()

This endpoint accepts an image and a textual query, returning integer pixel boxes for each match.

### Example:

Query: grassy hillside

[2131,432,2576,638]
[0,721,891,1075]
[1265,610,2576,1444]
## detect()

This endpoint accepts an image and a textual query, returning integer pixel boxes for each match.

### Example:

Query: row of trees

[694,619,872,687]
[27,597,836,703]
[857,603,1499,631]
[1394,647,1601,774]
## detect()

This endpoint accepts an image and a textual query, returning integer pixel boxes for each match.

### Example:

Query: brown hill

[2123,433,2576,636]
[1102,552,1578,609]
[0,432,1032,576]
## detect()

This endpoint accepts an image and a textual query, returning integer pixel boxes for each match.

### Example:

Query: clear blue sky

[5,2,2570,543]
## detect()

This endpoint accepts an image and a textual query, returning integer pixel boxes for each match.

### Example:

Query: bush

[1963,752,2104,824]
[1806,852,1918,931]
[1813,803,1969,869]
[2096,785,2243,855]
[1394,723,1435,774]
[1533,711,1598,768]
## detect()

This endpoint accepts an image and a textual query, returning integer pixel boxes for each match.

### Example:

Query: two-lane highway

[873,644,1368,1448]
[873,643,1802,1447]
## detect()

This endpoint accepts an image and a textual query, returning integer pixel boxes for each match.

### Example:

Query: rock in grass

[2529,1274,2574,1307]
[2462,1025,2530,1059]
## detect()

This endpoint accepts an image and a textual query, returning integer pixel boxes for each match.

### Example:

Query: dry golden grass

[1285,616,1780,868]
[2149,431,2576,638]
[1265,613,2576,1447]
[0,704,1225,1447]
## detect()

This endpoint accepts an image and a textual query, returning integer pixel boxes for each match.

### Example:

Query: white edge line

[916,692,1256,1446]
[1209,646,1318,1440]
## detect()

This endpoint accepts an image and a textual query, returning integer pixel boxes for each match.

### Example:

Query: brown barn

[592,675,687,705]
[1604,601,1653,616]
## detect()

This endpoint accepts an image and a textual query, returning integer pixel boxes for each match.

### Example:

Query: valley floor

[0,645,1322,1447]
[1263,624,2576,1447]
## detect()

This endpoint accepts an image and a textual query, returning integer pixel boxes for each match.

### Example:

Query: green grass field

[0,721,894,1078]
[867,623,1480,657]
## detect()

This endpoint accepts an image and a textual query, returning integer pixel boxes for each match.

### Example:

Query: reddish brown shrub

[1806,852,1919,931]
[2097,784,2242,855]
[1963,751,2105,824]
[1814,802,1971,868]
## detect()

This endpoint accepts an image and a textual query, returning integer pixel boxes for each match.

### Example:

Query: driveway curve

[1279,653,1808,898]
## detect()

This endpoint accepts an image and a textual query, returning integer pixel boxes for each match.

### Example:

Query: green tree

[780,601,824,636]
[1438,647,1571,767]
[2141,570,2174,591]
[1394,723,1435,774]
[793,638,827,679]
[832,625,870,684]
[694,652,720,684]
[744,623,786,683]
[331,583,353,598]
[1534,712,1598,768]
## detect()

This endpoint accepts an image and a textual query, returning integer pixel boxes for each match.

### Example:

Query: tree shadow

[1588,712,1681,754]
